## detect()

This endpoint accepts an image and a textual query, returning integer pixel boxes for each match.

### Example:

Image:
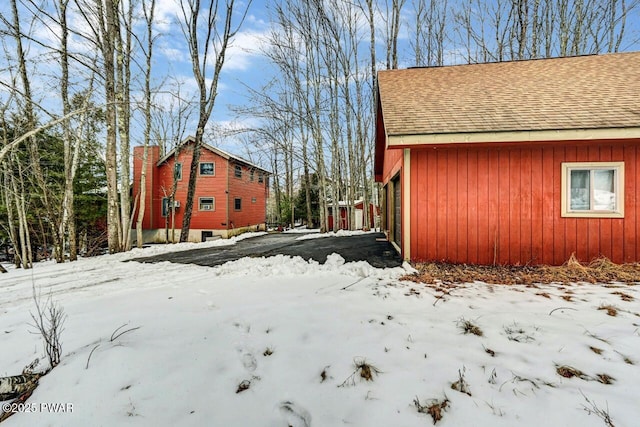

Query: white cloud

[154,0,184,33]
[220,29,269,71]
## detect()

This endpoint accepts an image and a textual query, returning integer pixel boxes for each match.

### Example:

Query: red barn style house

[375,52,640,265]
[132,136,270,243]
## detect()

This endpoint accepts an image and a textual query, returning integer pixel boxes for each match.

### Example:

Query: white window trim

[561,162,624,218]
[198,196,215,211]
[199,162,215,176]
[174,162,183,181]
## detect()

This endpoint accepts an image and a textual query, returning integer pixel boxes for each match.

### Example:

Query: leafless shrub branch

[30,284,65,370]
[581,391,615,427]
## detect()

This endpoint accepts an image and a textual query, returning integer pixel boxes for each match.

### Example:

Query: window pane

[234,198,242,210]
[174,163,182,180]
[235,165,242,178]
[200,162,214,175]
[570,170,589,210]
[162,198,169,216]
[593,169,615,210]
[199,198,214,211]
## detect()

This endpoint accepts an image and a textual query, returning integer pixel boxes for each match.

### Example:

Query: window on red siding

[199,162,215,176]
[162,198,170,216]
[561,162,624,218]
[234,165,242,178]
[174,163,183,180]
[250,169,254,181]
[234,198,242,211]
[252,197,257,203]
[199,197,215,211]
[258,172,264,183]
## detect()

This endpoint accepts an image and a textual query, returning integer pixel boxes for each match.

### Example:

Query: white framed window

[199,162,215,176]
[234,165,242,178]
[561,162,624,218]
[199,197,215,211]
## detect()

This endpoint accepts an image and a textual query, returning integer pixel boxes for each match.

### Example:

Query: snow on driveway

[0,245,639,427]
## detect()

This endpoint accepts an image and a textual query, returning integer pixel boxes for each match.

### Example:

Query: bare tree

[410,0,449,66]
[135,0,156,248]
[115,0,134,251]
[178,0,252,242]
[452,0,639,63]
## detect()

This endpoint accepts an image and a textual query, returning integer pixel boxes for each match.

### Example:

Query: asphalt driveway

[130,232,403,268]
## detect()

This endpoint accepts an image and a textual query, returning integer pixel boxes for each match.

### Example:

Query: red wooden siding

[381,146,404,248]
[227,162,269,229]
[327,202,376,230]
[381,145,403,183]
[132,143,269,235]
[409,140,640,265]
[132,145,160,230]
[150,146,229,230]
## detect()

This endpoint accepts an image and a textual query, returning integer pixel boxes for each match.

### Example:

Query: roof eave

[155,136,271,174]
[387,127,640,148]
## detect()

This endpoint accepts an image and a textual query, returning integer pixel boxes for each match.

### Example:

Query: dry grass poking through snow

[457,318,483,336]
[556,365,589,380]
[402,255,640,285]
[598,304,619,317]
[413,396,449,425]
[338,358,382,387]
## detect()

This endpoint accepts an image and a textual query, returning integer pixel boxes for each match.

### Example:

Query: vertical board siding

[552,147,564,265]
[426,152,438,260]
[529,148,543,263]
[611,145,625,262]
[410,141,640,265]
[476,150,489,264]
[623,145,637,262]
[519,149,532,264]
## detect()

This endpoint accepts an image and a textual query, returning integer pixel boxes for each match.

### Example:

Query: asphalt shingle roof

[377,52,640,136]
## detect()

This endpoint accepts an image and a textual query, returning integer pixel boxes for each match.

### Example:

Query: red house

[375,52,640,265]
[132,136,270,243]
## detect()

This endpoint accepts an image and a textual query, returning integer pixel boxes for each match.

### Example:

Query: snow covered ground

[1,241,639,427]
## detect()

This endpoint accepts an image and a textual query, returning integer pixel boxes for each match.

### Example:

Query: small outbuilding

[327,200,379,231]
[374,52,640,265]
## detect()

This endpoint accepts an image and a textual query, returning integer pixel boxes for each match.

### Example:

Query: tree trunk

[98,0,122,254]
[179,0,249,242]
[136,0,156,248]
